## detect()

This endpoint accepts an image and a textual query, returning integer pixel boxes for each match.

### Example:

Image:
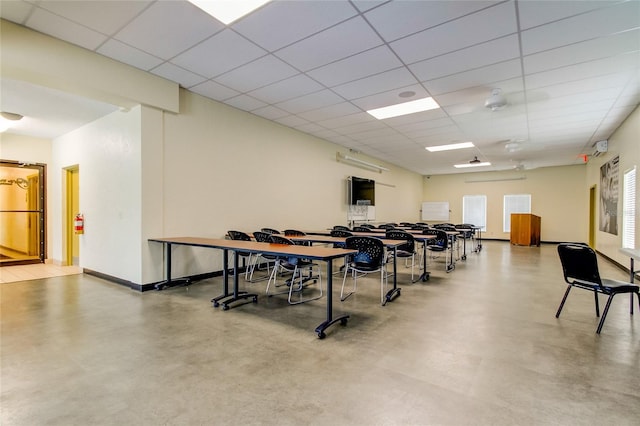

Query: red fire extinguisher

[74,213,84,234]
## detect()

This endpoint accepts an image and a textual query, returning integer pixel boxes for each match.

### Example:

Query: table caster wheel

[340,318,348,326]
[317,331,326,339]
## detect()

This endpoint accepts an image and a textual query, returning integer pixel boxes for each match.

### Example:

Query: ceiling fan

[484,88,508,111]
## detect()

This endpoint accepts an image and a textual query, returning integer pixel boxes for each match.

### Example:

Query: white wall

[52,107,143,283]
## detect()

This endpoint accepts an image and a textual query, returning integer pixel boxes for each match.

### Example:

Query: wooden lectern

[510,214,541,246]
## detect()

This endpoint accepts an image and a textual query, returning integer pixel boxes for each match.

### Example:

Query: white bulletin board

[421,202,449,221]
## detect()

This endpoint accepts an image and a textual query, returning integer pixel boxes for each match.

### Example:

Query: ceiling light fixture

[336,152,389,173]
[426,141,475,152]
[367,97,440,120]
[188,0,271,25]
[0,111,24,133]
[454,157,491,168]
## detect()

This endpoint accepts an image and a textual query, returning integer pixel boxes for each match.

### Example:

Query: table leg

[155,242,191,290]
[446,235,455,272]
[384,246,401,305]
[414,240,430,282]
[461,234,467,261]
[315,259,349,339]
[213,249,258,309]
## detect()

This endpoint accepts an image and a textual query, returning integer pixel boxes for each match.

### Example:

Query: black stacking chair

[385,229,416,281]
[283,229,309,245]
[226,230,255,281]
[341,236,388,304]
[330,229,353,274]
[261,227,280,234]
[352,226,372,232]
[423,229,452,271]
[251,231,278,281]
[266,235,322,305]
[378,223,396,230]
[556,242,640,333]
[333,225,351,231]
[359,223,375,229]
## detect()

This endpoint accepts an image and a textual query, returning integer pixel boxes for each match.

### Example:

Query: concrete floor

[1,241,639,425]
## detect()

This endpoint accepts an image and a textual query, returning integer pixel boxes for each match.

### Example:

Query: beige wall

[423,165,589,243]
[586,105,640,267]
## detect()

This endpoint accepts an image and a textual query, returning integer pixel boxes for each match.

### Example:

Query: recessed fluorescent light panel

[426,142,475,152]
[188,0,271,25]
[367,97,440,120]
[454,162,492,168]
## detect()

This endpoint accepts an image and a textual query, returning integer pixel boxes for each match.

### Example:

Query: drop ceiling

[1,0,638,175]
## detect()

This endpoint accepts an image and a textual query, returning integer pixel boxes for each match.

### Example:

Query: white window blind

[463,195,487,231]
[504,194,531,232]
[622,167,636,249]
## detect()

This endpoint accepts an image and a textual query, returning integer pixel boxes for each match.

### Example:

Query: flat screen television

[348,176,375,206]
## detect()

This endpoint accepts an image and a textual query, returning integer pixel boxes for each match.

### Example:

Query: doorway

[64,166,80,266]
[0,160,46,266]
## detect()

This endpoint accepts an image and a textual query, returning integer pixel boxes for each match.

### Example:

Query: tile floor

[1,241,638,425]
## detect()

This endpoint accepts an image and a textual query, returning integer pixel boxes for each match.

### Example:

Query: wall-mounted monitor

[348,176,375,206]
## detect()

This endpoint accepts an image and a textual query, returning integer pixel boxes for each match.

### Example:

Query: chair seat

[600,278,640,293]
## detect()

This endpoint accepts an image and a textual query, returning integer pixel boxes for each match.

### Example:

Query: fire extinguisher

[74,213,84,234]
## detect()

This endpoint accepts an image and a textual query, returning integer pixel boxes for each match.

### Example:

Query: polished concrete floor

[1,241,638,425]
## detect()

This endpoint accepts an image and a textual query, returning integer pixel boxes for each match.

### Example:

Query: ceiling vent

[484,89,507,111]
[592,140,608,157]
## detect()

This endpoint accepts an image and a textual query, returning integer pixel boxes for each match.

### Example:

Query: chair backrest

[411,224,429,230]
[352,226,372,232]
[345,236,385,269]
[253,231,272,243]
[227,230,251,241]
[385,230,415,253]
[330,229,352,248]
[454,224,474,237]
[284,229,306,236]
[333,225,350,231]
[330,229,353,238]
[399,222,414,227]
[423,229,447,248]
[269,234,293,245]
[359,224,375,229]
[261,228,280,234]
[378,223,396,229]
[557,243,602,286]
[434,224,456,232]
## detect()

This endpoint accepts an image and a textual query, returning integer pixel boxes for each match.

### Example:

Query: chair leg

[596,294,616,334]
[288,265,322,305]
[594,290,600,317]
[556,285,572,318]
[340,265,356,301]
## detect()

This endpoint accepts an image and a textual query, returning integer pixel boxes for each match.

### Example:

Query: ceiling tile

[517,0,617,30]
[410,35,520,82]
[307,46,402,87]
[171,29,266,78]
[275,16,383,71]
[250,105,290,120]
[26,8,107,50]
[232,0,358,51]
[521,1,640,55]
[150,62,207,88]
[247,74,324,104]
[423,60,523,96]
[349,84,430,111]
[224,94,267,112]
[297,102,362,122]
[215,55,299,93]
[275,90,344,114]
[97,39,164,71]
[316,112,378,130]
[37,0,152,35]
[190,80,240,101]
[331,67,419,100]
[114,1,223,60]
[523,29,640,75]
[365,0,500,42]
[389,1,517,64]
[274,115,310,128]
